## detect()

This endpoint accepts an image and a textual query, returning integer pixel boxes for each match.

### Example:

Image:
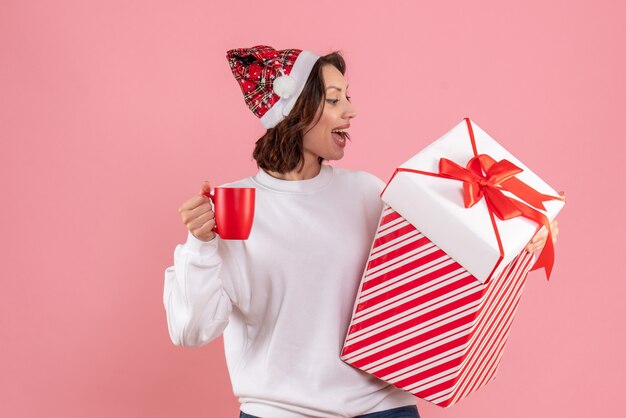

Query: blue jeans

[239,404,420,418]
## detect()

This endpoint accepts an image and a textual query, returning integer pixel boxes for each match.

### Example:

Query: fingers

[525,239,545,253]
[175,180,218,242]
[179,181,211,211]
[179,182,215,229]
[186,208,215,231]
[525,219,561,253]
[526,240,545,253]
[180,199,213,226]
[530,227,547,244]
[185,203,216,241]
[179,194,208,212]
[190,219,216,241]
[529,220,558,244]
[178,197,209,221]
[179,181,213,213]
[526,227,547,253]
[545,219,559,244]
[189,197,213,216]
[199,180,212,196]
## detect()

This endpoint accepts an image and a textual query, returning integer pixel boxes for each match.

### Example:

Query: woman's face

[302,64,357,162]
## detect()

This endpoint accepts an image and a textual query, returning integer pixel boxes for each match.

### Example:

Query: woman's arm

[163,232,234,347]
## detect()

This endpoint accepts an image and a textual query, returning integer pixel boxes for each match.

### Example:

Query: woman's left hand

[525,219,559,254]
[525,191,564,254]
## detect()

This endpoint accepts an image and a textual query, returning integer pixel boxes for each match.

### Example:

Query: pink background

[1,0,624,417]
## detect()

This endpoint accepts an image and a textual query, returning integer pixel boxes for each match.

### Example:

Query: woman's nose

[343,102,357,119]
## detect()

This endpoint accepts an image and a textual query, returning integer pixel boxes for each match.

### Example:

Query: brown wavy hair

[252,51,346,174]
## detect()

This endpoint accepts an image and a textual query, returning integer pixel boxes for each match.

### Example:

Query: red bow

[439,154,562,280]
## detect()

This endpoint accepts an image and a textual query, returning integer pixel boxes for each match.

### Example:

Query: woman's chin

[325,150,344,161]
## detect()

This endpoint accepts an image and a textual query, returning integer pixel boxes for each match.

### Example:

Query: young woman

[164,45,559,418]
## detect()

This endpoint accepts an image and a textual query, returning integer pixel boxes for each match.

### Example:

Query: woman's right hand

[178,181,216,242]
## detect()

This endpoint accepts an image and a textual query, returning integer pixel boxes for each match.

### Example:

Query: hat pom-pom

[273,74,297,99]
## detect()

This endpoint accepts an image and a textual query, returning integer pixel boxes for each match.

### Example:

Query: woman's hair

[252,51,346,174]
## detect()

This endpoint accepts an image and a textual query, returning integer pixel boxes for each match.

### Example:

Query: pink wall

[1,0,624,417]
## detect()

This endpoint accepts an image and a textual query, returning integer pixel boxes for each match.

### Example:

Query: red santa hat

[226,45,321,129]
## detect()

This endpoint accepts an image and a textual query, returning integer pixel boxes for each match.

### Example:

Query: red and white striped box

[340,204,536,408]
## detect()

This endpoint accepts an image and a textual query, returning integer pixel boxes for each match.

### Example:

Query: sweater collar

[253,164,334,193]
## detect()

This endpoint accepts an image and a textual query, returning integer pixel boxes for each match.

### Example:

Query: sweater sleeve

[163,231,237,347]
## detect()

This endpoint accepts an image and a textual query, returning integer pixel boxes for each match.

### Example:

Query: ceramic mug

[203,187,255,240]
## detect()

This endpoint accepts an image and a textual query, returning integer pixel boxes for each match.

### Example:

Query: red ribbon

[438,154,563,280]
[383,118,566,282]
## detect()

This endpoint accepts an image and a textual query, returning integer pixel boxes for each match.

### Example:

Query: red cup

[204,187,255,240]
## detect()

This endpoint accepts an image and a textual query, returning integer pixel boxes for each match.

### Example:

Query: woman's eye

[326,99,340,105]
[346,95,351,102]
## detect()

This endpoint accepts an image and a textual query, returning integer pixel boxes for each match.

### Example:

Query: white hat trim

[260,50,321,129]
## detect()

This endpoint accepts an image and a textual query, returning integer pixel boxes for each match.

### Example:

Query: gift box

[341,205,535,407]
[340,118,565,407]
[381,118,565,283]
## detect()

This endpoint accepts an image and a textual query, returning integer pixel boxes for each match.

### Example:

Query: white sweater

[163,164,417,418]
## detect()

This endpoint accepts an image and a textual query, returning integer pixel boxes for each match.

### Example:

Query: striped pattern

[341,205,535,408]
